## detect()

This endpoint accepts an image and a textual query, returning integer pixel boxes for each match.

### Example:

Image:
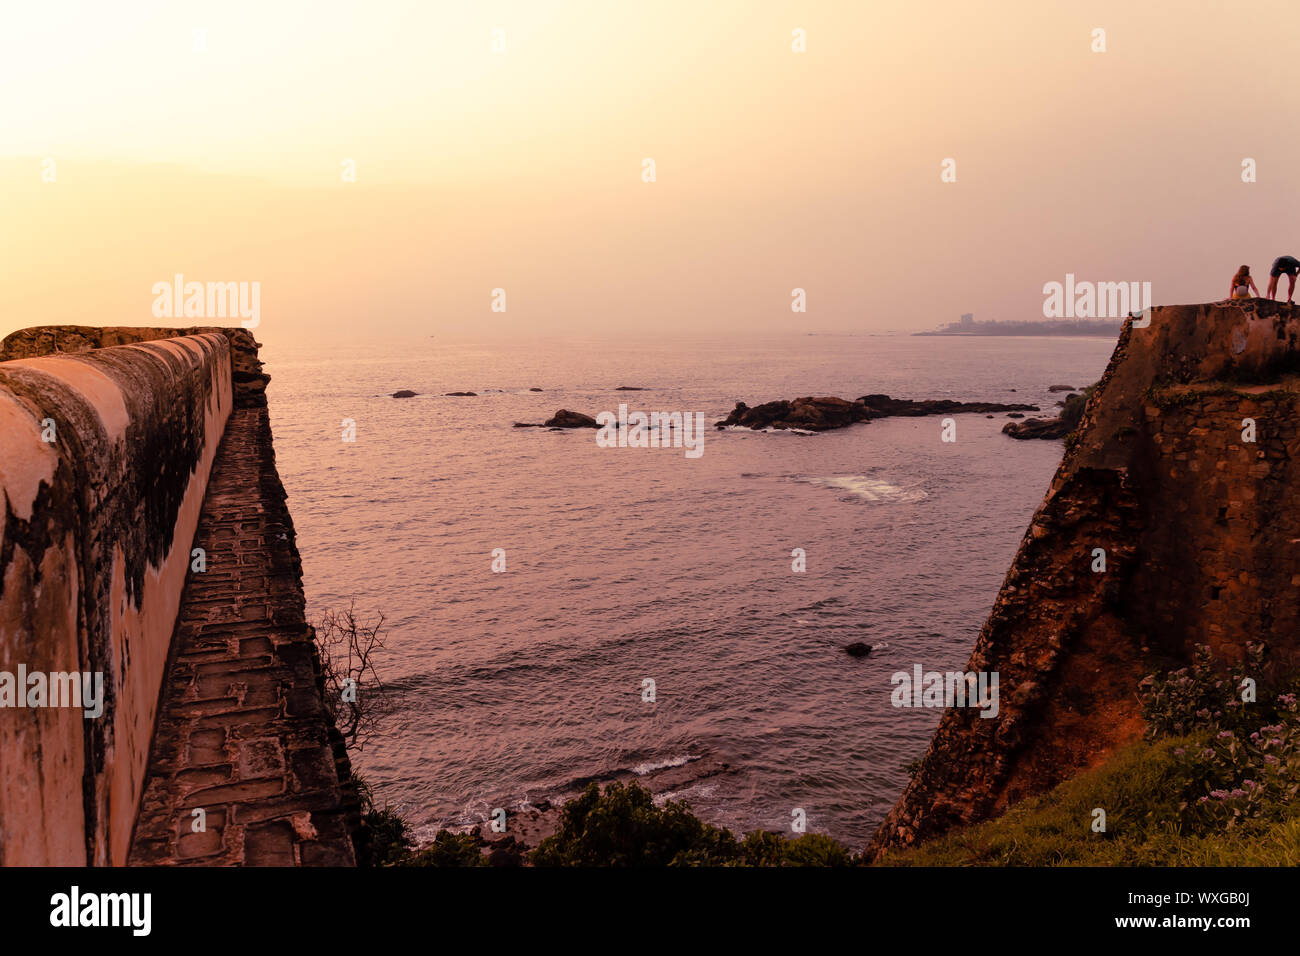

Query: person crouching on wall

[1267,255,1299,303]
[1230,265,1259,300]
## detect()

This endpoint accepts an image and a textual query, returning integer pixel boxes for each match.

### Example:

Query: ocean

[262,331,1115,849]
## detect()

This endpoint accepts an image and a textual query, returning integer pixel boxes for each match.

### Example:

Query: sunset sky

[2,0,1297,344]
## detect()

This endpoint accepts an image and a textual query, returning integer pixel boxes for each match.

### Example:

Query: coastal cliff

[870,299,1300,858]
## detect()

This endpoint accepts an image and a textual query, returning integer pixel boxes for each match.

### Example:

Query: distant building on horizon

[915,313,1124,337]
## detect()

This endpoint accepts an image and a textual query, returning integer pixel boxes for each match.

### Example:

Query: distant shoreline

[915,320,1124,337]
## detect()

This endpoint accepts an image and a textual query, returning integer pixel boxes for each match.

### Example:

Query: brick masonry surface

[128,404,362,866]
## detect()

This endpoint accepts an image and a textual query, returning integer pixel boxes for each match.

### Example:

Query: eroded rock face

[869,300,1300,860]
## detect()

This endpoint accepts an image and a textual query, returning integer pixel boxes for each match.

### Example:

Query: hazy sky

[2,0,1297,345]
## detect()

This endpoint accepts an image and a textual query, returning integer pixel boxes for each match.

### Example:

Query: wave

[654,783,717,804]
[799,475,928,504]
[631,754,701,776]
[718,425,814,435]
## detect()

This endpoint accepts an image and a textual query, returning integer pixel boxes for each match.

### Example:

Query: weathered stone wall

[127,400,363,866]
[0,334,232,864]
[0,326,269,409]
[870,299,1300,857]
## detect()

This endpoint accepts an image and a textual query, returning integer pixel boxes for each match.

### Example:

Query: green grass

[878,736,1300,866]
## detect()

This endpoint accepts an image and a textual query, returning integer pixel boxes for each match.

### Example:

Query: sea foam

[801,475,928,503]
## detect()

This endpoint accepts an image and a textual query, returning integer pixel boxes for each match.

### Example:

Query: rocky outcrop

[869,299,1300,859]
[1002,417,1070,439]
[1002,387,1095,441]
[716,394,1039,431]
[717,396,870,431]
[546,409,599,428]
[856,395,1039,417]
[515,410,600,429]
[545,410,599,428]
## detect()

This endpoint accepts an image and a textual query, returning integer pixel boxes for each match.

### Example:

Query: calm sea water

[262,332,1114,849]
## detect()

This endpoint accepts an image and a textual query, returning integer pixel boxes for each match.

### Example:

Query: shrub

[530,782,858,866]
[399,830,488,867]
[1058,383,1097,433]
[1138,642,1268,739]
[355,775,416,866]
[531,782,739,866]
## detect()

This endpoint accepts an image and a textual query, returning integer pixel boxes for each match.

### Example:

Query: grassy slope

[878,736,1300,867]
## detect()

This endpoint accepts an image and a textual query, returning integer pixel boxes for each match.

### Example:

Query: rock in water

[716,396,872,431]
[392,389,417,398]
[1002,417,1070,440]
[715,394,1040,431]
[845,642,873,658]
[543,409,600,428]
[857,394,1039,417]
